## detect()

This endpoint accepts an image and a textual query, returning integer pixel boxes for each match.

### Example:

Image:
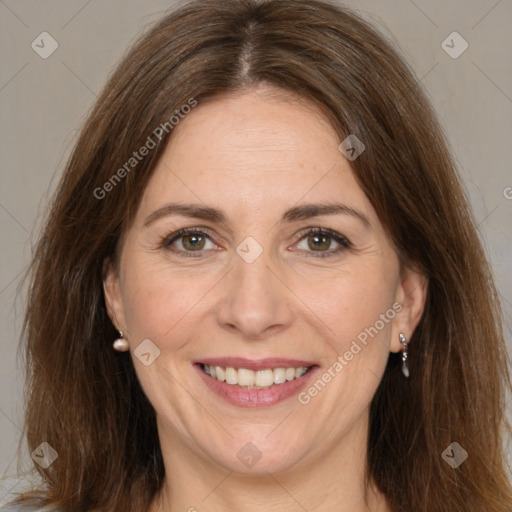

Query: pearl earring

[113,330,129,352]
[399,333,409,378]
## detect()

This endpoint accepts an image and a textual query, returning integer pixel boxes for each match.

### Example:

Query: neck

[150,413,390,512]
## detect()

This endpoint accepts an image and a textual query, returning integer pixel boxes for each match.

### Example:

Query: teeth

[225,367,237,385]
[273,368,286,384]
[255,369,274,387]
[238,368,255,387]
[216,366,226,382]
[203,365,310,389]
[295,367,304,378]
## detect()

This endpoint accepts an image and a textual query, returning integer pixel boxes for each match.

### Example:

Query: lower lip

[195,364,319,408]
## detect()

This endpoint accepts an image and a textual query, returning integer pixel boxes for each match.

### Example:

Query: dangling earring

[113,330,129,352]
[399,333,409,378]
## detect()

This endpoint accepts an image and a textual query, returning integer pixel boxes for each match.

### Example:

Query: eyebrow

[143,202,371,228]
[282,203,370,227]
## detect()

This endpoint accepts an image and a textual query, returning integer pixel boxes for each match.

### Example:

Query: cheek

[119,254,207,344]
[291,257,398,355]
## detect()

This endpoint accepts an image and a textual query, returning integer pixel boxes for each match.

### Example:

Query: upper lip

[196,357,317,371]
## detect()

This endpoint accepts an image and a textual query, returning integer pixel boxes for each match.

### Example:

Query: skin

[104,85,427,512]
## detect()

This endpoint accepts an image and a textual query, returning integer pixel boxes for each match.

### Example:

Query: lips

[197,357,317,371]
[201,364,311,388]
[194,357,319,407]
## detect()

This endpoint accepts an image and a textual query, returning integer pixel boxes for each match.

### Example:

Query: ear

[103,257,127,333]
[389,264,428,353]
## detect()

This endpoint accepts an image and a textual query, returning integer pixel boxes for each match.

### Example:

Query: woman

[3,0,511,510]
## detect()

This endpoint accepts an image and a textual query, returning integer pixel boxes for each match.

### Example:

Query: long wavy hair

[12,0,511,510]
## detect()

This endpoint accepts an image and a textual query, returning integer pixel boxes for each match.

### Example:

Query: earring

[113,330,129,352]
[399,333,409,378]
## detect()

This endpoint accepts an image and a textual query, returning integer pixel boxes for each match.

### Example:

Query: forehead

[136,88,375,225]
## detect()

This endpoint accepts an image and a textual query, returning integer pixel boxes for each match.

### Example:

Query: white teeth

[225,367,238,385]
[255,369,274,387]
[273,368,286,384]
[238,368,255,387]
[295,367,306,379]
[202,365,311,389]
[216,366,226,382]
[285,367,295,381]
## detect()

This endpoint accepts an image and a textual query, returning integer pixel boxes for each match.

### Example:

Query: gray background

[1,0,511,504]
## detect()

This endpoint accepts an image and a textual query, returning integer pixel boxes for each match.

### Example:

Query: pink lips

[197,357,317,371]
[194,357,319,408]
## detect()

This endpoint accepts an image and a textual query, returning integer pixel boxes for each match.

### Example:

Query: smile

[194,357,319,407]
[201,364,312,389]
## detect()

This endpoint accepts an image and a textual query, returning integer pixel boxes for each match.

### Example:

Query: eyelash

[161,227,351,259]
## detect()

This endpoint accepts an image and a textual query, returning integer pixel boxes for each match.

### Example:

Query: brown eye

[294,228,351,258]
[181,233,206,251]
[307,234,332,251]
[163,228,217,256]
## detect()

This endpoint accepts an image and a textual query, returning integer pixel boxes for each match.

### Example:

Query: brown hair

[14,0,511,510]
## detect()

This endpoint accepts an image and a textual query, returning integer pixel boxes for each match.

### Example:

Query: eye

[162,228,218,257]
[293,228,351,258]
[161,227,351,259]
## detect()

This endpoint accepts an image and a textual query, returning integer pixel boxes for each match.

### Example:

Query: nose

[215,248,294,340]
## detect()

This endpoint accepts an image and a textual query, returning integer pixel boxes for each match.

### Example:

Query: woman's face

[105,86,426,475]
